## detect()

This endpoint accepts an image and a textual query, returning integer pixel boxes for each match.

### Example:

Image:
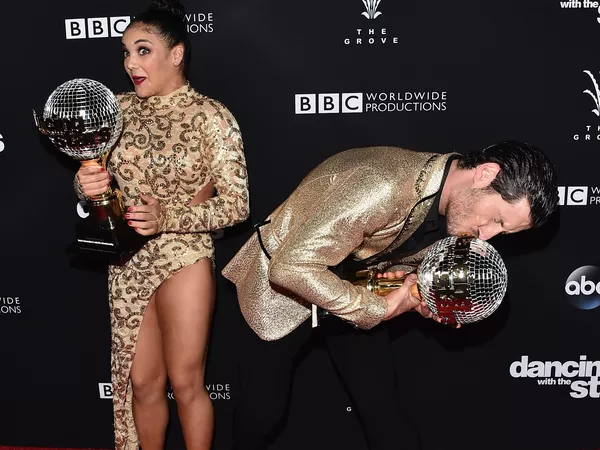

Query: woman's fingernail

[125,214,130,218]
[128,221,132,226]
[100,168,105,171]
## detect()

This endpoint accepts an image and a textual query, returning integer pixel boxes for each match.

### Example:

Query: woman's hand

[77,164,111,197]
[125,193,164,236]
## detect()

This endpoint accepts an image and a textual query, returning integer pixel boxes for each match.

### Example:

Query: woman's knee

[131,371,168,403]
[169,366,206,405]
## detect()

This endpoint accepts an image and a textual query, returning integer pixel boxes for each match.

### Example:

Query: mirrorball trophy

[351,235,508,326]
[33,78,139,260]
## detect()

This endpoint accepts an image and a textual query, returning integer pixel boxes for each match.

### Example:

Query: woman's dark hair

[457,140,558,228]
[129,0,191,76]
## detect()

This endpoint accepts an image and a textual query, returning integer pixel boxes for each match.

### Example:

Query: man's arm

[268,168,399,330]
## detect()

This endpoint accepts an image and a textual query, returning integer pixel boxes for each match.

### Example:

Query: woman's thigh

[155,258,215,377]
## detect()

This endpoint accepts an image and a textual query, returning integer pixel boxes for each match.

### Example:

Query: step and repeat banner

[0,0,599,449]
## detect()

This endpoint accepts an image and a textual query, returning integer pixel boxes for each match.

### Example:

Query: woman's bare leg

[156,258,216,450]
[129,294,169,450]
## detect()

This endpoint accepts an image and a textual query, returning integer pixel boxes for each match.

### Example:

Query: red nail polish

[128,221,132,226]
[100,168,105,171]
[125,214,130,218]
[128,207,133,212]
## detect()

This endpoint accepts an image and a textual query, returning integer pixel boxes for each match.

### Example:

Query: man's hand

[381,272,421,320]
[378,270,452,325]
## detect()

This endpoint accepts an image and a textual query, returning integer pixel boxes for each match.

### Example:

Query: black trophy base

[73,215,149,265]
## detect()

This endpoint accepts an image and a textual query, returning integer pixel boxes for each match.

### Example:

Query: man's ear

[472,162,500,188]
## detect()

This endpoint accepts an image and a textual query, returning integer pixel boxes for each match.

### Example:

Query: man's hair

[456,140,558,227]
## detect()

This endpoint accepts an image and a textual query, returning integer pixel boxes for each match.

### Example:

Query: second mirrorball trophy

[33,78,144,262]
[349,235,508,326]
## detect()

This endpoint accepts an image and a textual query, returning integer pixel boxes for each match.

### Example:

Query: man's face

[445,187,532,240]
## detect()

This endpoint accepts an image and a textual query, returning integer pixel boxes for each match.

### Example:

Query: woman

[74,1,249,449]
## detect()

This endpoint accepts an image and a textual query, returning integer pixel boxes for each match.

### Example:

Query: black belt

[254,219,272,260]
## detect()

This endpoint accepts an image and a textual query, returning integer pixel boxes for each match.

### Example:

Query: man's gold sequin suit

[75,83,249,450]
[222,147,456,341]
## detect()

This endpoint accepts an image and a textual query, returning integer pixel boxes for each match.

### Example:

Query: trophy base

[72,193,149,265]
[75,218,148,264]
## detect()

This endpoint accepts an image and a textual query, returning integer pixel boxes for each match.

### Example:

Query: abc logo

[77,201,90,219]
[564,265,600,310]
[0,133,4,152]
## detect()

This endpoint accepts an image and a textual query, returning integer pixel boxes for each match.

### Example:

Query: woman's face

[121,23,184,98]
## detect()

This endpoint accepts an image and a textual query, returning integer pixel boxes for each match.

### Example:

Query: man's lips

[132,76,146,85]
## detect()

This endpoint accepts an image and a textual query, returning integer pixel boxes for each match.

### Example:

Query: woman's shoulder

[190,89,237,121]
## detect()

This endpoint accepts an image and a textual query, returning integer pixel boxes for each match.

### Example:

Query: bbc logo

[558,186,588,206]
[295,93,363,114]
[98,382,113,399]
[65,17,131,39]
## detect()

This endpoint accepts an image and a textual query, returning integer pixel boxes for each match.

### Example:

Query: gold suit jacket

[222,147,458,341]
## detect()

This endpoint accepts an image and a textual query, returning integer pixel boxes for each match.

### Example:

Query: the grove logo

[343,0,397,46]
[362,0,382,19]
[65,16,131,39]
[565,265,600,310]
[0,133,4,152]
[574,70,600,141]
[584,70,600,116]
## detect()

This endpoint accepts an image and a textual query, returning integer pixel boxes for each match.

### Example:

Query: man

[222,141,558,450]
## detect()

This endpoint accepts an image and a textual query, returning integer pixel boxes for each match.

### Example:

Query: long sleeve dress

[75,83,249,450]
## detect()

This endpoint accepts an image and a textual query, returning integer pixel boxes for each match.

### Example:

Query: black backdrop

[1,1,599,449]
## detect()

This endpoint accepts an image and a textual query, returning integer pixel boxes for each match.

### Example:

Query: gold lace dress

[75,83,249,449]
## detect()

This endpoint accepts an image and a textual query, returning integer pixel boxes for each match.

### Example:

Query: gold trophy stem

[350,269,421,298]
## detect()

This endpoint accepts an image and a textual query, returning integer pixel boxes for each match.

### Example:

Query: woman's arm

[160,103,250,233]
